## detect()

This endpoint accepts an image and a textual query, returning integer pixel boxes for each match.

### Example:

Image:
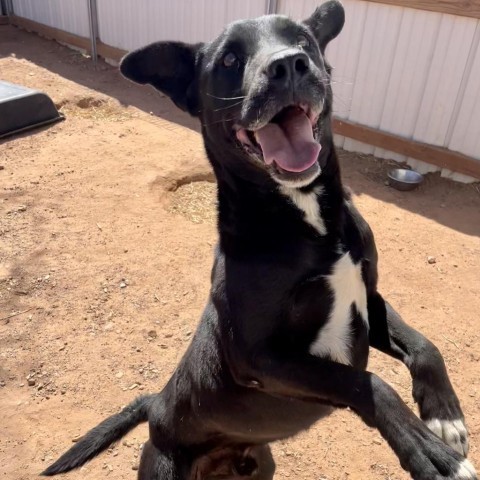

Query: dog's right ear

[120,42,203,116]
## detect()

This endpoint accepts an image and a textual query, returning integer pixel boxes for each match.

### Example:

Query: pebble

[427,256,436,264]
[120,282,127,288]
[147,330,157,339]
[27,378,36,387]
[132,465,139,471]
[115,371,124,379]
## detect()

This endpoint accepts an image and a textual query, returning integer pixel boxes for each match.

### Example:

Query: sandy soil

[1,25,479,480]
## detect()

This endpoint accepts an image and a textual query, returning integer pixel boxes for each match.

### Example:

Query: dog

[43,2,477,479]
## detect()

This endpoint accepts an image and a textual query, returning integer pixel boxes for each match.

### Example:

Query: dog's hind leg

[138,441,191,480]
[368,291,470,457]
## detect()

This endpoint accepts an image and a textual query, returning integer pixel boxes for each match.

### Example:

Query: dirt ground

[1,25,479,480]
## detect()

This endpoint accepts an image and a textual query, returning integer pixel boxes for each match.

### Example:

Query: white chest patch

[280,186,326,236]
[309,253,369,365]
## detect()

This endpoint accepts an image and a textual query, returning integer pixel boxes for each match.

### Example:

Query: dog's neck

[203,135,345,256]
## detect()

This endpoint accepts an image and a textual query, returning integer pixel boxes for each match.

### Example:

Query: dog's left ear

[304,0,345,53]
[120,41,203,116]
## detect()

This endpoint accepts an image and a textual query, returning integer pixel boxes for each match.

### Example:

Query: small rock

[132,464,139,471]
[115,371,124,379]
[147,330,157,339]
[72,435,82,443]
[129,383,139,390]
[27,378,36,387]
[427,256,436,264]
[384,180,390,186]
[120,282,127,288]
[17,205,27,212]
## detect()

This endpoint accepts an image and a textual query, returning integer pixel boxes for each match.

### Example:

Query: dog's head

[121,1,344,188]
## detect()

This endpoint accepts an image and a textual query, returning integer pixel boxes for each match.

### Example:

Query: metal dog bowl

[387,168,424,191]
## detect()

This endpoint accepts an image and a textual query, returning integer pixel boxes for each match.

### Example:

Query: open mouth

[235,104,321,180]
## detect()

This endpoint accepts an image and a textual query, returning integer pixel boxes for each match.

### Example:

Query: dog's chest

[309,253,369,365]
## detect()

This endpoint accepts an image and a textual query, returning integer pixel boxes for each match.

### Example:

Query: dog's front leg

[238,353,476,480]
[368,292,469,457]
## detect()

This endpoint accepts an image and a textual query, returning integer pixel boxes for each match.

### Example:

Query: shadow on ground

[1,24,479,238]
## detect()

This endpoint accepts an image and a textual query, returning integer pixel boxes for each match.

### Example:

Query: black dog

[43,2,476,479]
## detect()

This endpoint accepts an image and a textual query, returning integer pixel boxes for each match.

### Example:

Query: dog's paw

[447,459,477,479]
[426,418,469,457]
[387,412,477,480]
[405,439,477,480]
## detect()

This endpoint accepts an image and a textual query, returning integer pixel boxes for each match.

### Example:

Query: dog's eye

[223,52,238,68]
[297,35,309,48]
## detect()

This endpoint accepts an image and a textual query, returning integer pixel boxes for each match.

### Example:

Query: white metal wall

[279,0,480,181]
[96,0,269,50]
[10,0,480,181]
[12,0,90,38]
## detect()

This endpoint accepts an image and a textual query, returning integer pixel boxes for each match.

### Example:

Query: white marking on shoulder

[309,253,368,365]
[426,418,469,456]
[280,186,326,235]
[452,459,477,479]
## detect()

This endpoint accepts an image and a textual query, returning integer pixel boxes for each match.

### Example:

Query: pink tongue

[255,109,321,173]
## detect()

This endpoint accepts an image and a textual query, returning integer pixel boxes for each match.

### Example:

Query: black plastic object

[0,80,64,138]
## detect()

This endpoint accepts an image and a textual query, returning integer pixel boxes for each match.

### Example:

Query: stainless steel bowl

[387,168,424,191]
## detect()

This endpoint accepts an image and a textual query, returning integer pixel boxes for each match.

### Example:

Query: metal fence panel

[96,0,268,51]
[12,0,90,37]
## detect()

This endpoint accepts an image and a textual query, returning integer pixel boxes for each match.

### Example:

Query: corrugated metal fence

[7,0,480,182]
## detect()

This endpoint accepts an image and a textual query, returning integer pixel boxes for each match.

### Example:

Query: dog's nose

[266,51,310,87]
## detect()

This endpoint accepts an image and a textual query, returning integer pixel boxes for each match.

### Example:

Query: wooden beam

[97,41,127,62]
[9,15,128,62]
[9,15,91,52]
[333,118,480,180]
[363,0,480,20]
